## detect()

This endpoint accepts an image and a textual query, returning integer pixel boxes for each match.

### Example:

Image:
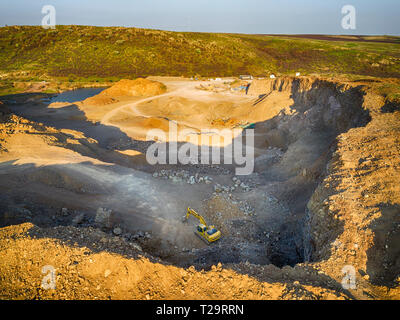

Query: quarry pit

[1,76,399,300]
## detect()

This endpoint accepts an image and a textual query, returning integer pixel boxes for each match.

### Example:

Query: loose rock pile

[153,169,213,185]
[238,201,256,216]
[95,207,113,228]
[58,206,154,254]
[255,147,284,166]
[213,176,257,195]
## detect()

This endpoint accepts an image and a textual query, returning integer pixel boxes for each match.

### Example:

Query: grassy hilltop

[0,25,399,96]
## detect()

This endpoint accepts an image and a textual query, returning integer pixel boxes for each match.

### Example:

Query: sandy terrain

[0,76,399,300]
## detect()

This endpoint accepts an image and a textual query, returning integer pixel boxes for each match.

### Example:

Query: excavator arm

[182,207,222,244]
[184,207,208,227]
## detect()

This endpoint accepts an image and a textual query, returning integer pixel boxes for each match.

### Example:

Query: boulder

[113,227,122,235]
[95,207,113,228]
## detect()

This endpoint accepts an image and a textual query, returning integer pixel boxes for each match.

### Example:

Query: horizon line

[1,24,400,37]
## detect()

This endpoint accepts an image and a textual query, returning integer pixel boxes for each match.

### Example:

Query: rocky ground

[0,77,399,300]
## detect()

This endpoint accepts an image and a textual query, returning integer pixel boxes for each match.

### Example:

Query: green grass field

[0,25,399,96]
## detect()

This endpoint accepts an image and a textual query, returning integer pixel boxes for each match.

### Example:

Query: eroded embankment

[227,77,400,299]
[257,77,400,296]
[236,77,370,267]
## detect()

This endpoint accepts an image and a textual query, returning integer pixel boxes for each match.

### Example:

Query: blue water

[50,87,107,103]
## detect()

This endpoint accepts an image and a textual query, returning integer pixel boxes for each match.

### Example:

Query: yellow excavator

[183,207,221,244]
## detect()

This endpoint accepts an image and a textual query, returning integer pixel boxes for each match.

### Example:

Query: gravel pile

[152,169,213,185]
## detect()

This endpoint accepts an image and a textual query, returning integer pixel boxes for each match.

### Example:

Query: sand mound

[82,95,117,106]
[101,78,167,97]
[48,101,73,108]
[81,78,166,106]
[136,96,244,129]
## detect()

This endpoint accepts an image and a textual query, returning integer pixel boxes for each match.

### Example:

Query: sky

[0,0,399,35]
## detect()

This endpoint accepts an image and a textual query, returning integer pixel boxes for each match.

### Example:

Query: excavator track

[194,231,212,245]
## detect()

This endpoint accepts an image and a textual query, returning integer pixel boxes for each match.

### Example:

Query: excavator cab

[183,208,221,244]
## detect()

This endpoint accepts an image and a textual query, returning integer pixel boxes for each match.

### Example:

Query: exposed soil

[0,76,399,300]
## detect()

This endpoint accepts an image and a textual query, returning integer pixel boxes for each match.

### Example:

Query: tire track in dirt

[101,87,189,126]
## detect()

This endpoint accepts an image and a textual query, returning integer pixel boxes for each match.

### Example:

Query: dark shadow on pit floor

[366,203,400,288]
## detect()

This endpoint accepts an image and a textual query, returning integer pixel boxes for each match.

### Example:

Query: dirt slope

[0,223,349,300]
